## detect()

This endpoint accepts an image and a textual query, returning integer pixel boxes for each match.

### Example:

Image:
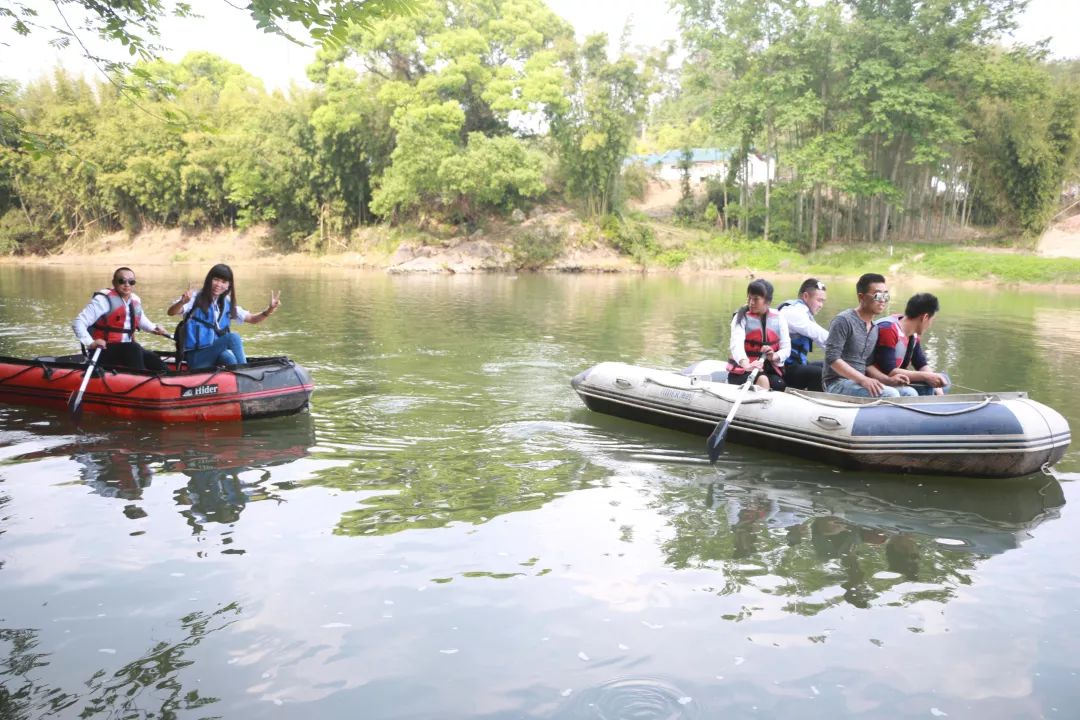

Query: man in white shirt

[777,278,830,391]
[72,267,170,373]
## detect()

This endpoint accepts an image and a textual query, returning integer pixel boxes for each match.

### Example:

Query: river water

[1,265,1078,719]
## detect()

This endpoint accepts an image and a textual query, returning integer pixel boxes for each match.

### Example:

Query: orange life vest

[728,308,784,376]
[89,289,142,344]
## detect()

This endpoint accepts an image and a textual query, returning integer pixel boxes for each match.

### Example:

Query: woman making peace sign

[167,264,281,370]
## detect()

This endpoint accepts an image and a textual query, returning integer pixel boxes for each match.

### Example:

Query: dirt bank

[1038,213,1080,258]
[7,212,640,274]
[6,211,1080,291]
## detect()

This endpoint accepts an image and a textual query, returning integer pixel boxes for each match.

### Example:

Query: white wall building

[628,148,775,186]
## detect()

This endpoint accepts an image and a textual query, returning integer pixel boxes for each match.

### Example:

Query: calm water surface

[1,265,1078,719]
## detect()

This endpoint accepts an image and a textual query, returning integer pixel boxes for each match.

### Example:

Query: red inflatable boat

[0,354,314,422]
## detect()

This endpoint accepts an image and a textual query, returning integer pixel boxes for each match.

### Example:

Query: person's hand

[153,325,169,337]
[269,290,281,312]
[180,285,196,304]
[887,372,911,386]
[88,338,107,350]
[748,357,765,370]
[925,372,946,388]
[859,376,885,397]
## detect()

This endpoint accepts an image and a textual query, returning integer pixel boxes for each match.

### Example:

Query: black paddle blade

[706,420,731,463]
[705,367,759,464]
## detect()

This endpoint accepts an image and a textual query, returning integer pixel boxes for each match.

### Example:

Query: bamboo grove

[663,0,1080,247]
[1,0,1078,255]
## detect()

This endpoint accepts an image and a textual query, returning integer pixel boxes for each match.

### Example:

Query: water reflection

[658,469,1064,612]
[3,269,1079,717]
[0,603,240,720]
[328,423,610,537]
[73,449,155,503]
[1,409,314,529]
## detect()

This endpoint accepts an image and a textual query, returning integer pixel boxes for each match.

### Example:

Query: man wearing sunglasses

[822,273,917,398]
[72,267,171,374]
[778,278,830,391]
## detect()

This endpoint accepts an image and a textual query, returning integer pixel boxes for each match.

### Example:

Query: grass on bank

[633,223,1080,284]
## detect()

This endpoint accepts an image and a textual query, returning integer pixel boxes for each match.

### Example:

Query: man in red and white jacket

[72,267,171,373]
[870,292,950,395]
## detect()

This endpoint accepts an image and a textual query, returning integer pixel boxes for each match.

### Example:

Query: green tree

[307,64,395,237]
[0,0,419,69]
[673,0,1043,245]
[966,49,1080,233]
[327,0,573,222]
[548,33,649,217]
[5,71,106,247]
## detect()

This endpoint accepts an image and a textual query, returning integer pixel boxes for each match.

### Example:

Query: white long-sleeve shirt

[172,292,251,325]
[729,310,791,365]
[779,300,829,346]
[72,292,158,346]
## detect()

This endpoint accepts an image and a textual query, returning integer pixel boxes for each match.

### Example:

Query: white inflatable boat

[570,361,1071,478]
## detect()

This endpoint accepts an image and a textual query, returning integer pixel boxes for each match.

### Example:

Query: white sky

[1,0,1077,92]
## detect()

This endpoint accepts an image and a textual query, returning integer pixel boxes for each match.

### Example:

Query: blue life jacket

[778,299,813,366]
[184,296,232,352]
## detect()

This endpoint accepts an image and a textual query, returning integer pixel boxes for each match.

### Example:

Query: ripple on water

[557,677,700,720]
[480,359,563,374]
[367,395,430,414]
[494,420,633,449]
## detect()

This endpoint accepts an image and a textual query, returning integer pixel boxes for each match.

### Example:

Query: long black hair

[196,263,238,319]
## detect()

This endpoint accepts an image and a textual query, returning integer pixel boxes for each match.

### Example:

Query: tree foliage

[2,0,1079,255]
[670,0,1080,243]
[0,0,421,65]
[326,0,573,222]
[549,34,650,217]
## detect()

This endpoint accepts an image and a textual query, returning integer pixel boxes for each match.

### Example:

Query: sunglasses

[866,290,889,302]
[114,278,137,286]
[814,281,827,291]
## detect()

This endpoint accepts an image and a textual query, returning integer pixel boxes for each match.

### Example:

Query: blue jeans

[826,378,917,398]
[185,332,246,369]
[910,372,952,396]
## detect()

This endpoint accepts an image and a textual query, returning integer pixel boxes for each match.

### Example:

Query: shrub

[602,215,659,263]
[512,226,564,270]
[0,209,43,255]
[704,202,719,225]
[620,162,651,202]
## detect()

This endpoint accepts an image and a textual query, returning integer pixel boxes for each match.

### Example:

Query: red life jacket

[728,308,784,376]
[89,289,142,344]
[875,314,918,369]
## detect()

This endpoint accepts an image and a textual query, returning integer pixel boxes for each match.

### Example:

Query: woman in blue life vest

[727,279,791,391]
[166,264,280,370]
[72,266,171,373]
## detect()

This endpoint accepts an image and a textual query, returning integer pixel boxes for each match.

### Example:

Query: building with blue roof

[625,148,774,186]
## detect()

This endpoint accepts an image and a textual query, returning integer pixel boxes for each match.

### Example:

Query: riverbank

[5,213,1080,286]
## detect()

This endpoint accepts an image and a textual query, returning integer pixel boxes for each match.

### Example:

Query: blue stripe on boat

[851,403,1024,437]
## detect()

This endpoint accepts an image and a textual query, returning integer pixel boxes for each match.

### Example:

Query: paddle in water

[706,367,759,463]
[68,346,102,423]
